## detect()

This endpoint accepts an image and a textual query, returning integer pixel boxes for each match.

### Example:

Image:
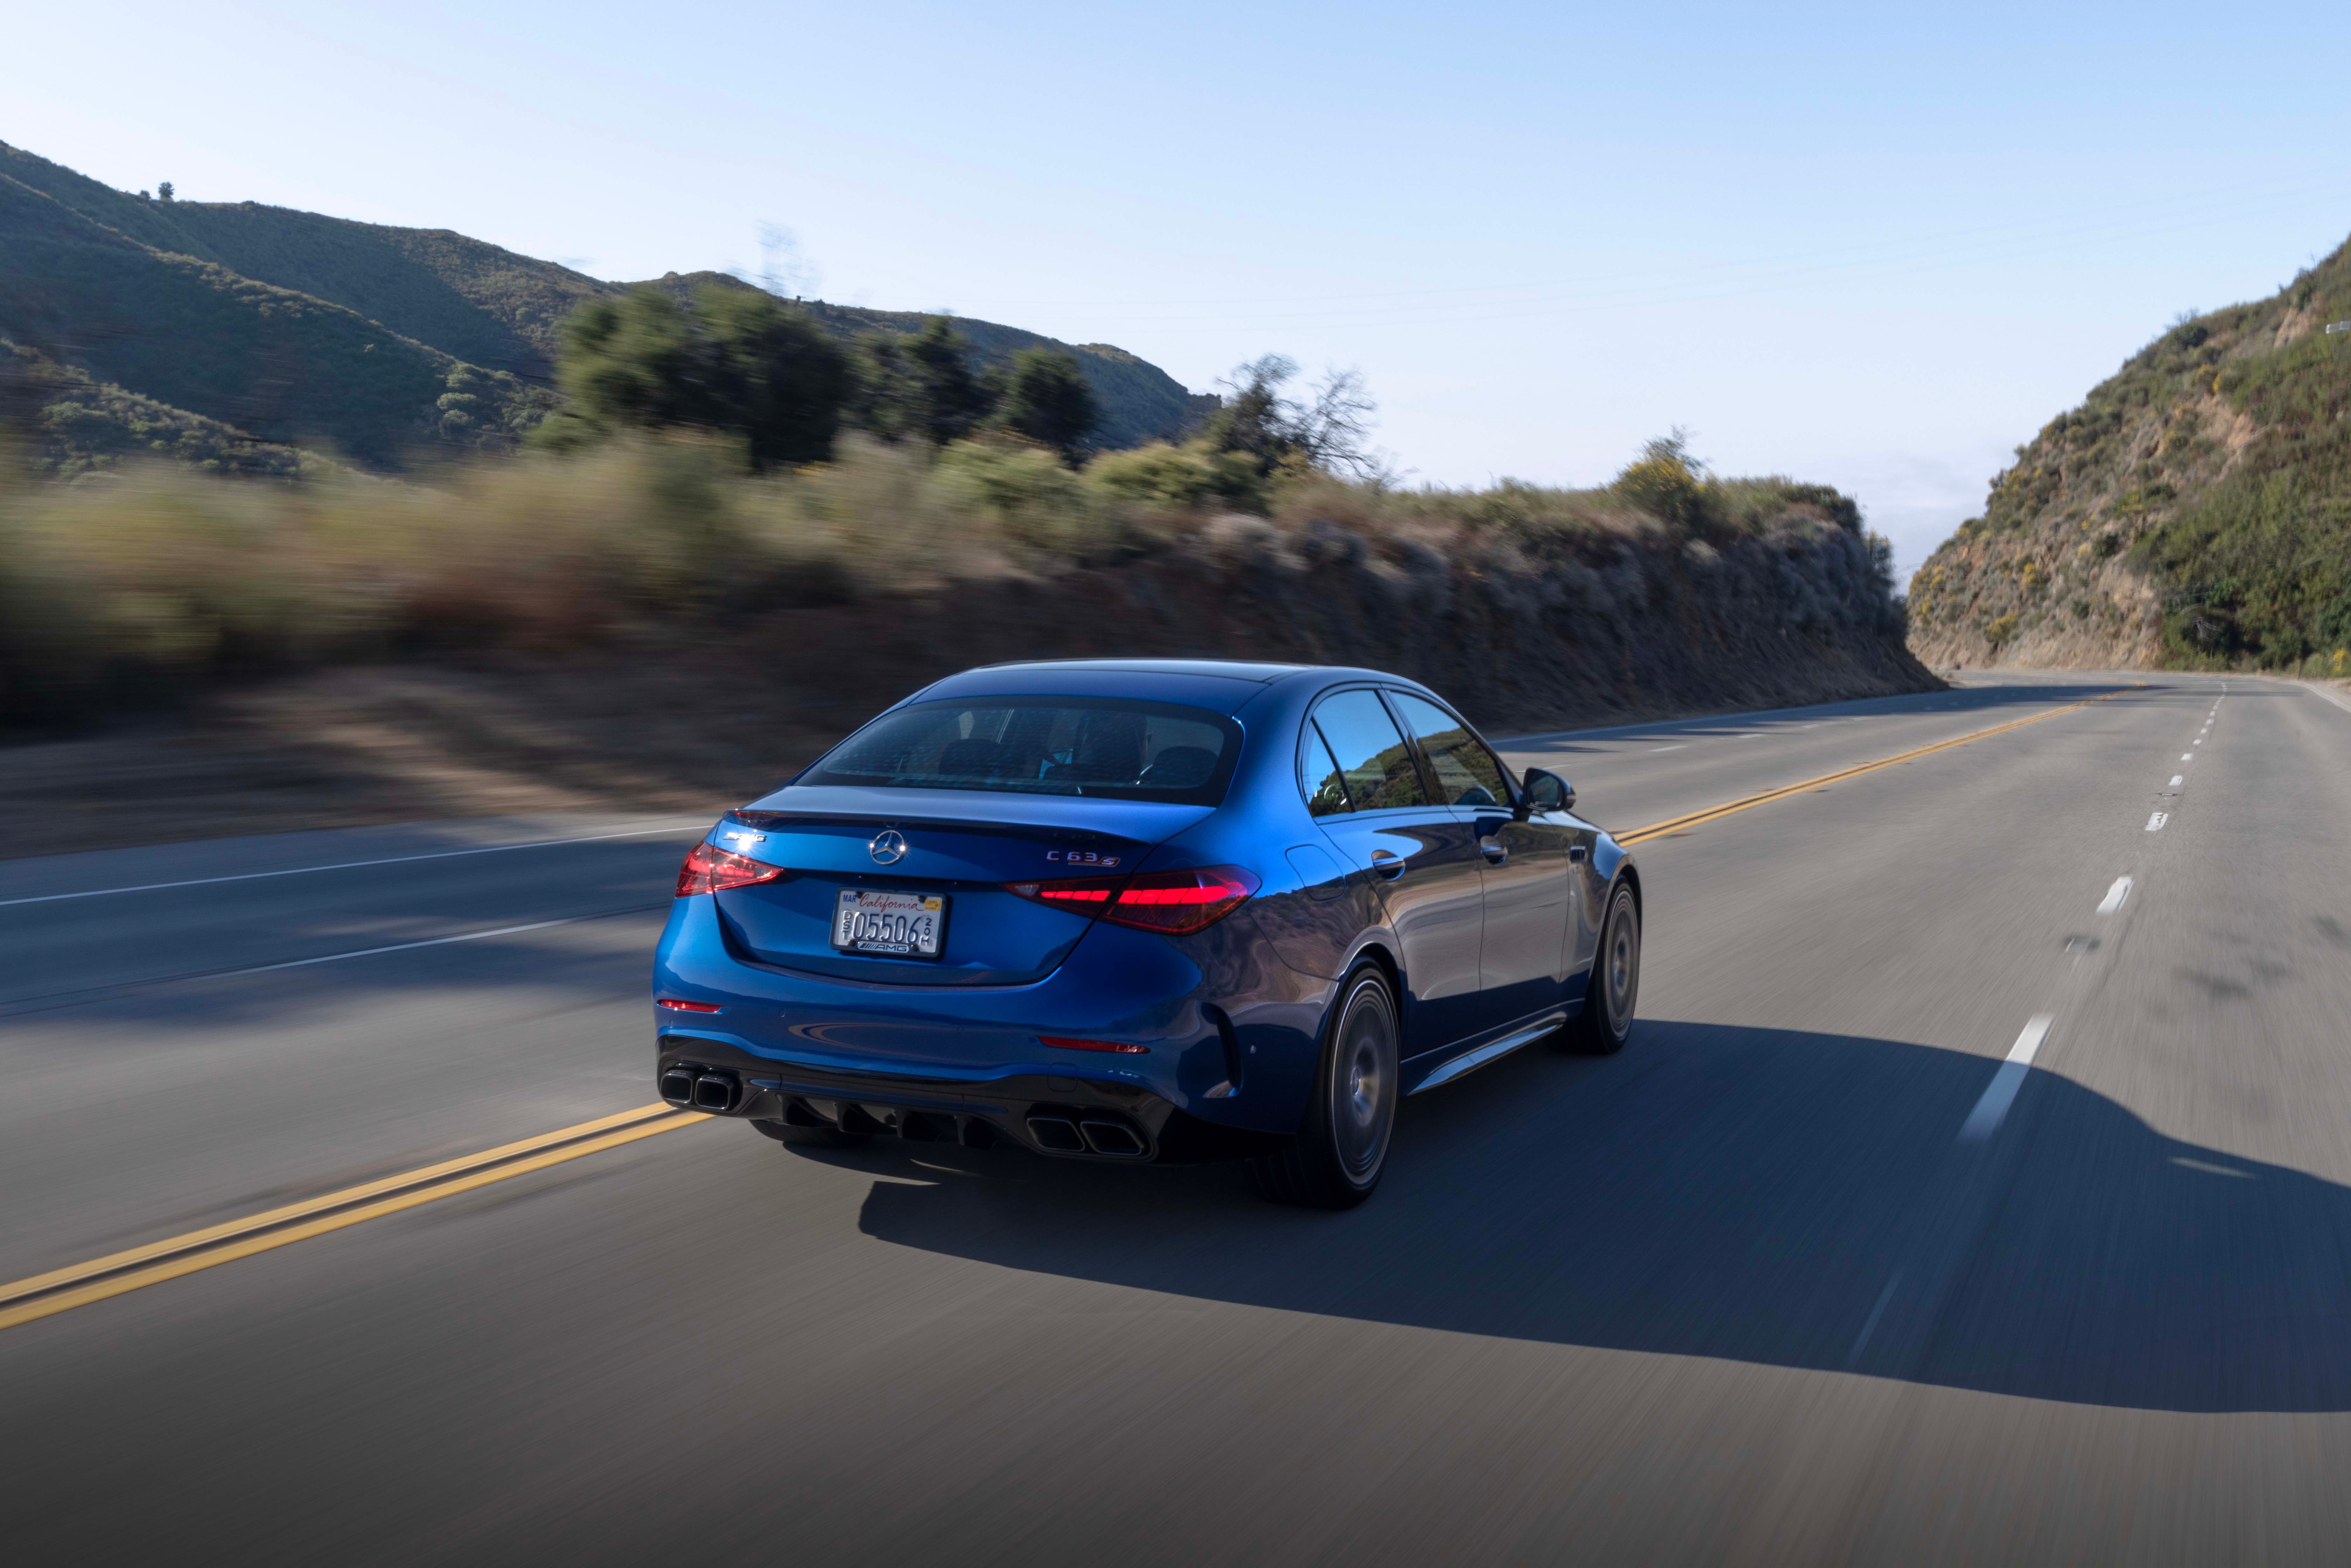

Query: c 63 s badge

[1048,850,1120,868]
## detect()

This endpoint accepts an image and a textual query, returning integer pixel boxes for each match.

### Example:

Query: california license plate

[831,888,947,958]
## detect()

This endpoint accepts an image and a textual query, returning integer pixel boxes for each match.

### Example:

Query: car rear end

[650,674,1332,1162]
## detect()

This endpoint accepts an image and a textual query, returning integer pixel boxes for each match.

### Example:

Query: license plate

[831,888,948,958]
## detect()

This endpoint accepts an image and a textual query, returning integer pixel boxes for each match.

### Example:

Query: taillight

[1004,865,1260,936]
[656,997,723,1013]
[676,841,787,897]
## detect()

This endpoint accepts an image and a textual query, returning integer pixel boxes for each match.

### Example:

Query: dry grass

[0,432,1895,728]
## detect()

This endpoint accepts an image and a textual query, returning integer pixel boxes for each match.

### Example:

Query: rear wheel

[750,1119,872,1148]
[1252,963,1398,1209]
[1564,882,1639,1055]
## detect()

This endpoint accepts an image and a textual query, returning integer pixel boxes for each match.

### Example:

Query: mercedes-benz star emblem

[868,829,909,865]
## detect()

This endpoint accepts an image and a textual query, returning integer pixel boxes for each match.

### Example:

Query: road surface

[5,671,2350,1565]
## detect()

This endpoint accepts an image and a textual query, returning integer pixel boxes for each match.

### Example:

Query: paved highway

[5,671,2351,1564]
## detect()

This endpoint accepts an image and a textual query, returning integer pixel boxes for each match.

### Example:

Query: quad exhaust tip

[1025,1114,1087,1153]
[663,1065,739,1112]
[1079,1120,1147,1157]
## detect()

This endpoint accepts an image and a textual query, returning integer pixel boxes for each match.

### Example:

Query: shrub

[1083,441,1264,512]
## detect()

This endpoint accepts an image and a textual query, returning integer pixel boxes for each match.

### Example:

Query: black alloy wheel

[1564,881,1639,1055]
[1252,962,1399,1209]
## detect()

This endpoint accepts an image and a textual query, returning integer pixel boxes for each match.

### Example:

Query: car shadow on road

[839,1019,2351,1414]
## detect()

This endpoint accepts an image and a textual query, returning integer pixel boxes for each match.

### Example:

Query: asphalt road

[6,671,2351,1565]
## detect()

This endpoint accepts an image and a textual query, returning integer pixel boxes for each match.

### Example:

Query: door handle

[1569,845,1589,863]
[1481,842,1508,864]
[1369,849,1408,880]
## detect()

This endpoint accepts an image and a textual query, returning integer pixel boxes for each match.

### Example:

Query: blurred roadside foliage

[0,421,1894,727]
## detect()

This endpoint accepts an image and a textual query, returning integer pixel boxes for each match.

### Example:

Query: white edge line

[1957,1015,2052,1142]
[0,823,711,909]
[2097,876,2132,915]
[233,916,608,977]
[2297,681,2351,716]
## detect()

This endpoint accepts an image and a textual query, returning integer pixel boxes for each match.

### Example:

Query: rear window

[801,697,1240,806]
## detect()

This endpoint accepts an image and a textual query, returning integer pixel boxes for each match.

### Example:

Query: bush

[0,431,1915,727]
[1083,441,1265,512]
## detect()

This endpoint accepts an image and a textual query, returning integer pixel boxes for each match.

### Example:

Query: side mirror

[1520,767,1574,816]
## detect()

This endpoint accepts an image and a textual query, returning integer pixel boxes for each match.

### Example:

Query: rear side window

[804,697,1238,805]
[1300,724,1352,816]
[1391,692,1511,808]
[1309,690,1429,810]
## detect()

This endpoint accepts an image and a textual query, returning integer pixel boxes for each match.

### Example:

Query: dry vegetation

[0,432,1931,851]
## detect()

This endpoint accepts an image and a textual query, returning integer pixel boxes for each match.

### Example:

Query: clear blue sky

[13,0,2351,579]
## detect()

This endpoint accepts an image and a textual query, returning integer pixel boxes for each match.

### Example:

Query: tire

[1252,962,1399,1210]
[1564,881,1639,1055]
[749,1118,873,1148]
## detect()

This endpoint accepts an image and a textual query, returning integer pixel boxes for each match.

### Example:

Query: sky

[11,0,2351,581]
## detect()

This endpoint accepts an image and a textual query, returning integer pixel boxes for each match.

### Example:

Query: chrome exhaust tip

[1079,1119,1147,1157]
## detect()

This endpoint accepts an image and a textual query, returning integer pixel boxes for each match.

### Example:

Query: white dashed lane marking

[2182,753,2194,761]
[2147,813,2169,832]
[2170,775,2184,786]
[2098,877,2133,914]
[1959,1016,2053,1142]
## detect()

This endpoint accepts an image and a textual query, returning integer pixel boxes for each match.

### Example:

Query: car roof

[905,660,1432,717]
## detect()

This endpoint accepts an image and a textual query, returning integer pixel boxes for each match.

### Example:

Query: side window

[1299,723,1352,816]
[1391,692,1510,808]
[1311,690,1430,810]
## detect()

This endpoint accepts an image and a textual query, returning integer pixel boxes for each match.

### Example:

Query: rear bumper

[655,1035,1282,1163]
[653,894,1333,1141]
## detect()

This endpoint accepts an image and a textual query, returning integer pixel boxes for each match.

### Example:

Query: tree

[543,284,849,468]
[899,317,994,444]
[1200,355,1384,480]
[156,181,175,202]
[998,348,1099,458]
[1201,354,1298,473]
[851,317,997,445]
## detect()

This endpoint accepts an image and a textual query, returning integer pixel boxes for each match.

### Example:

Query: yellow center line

[1614,685,2142,846]
[0,1103,707,1332]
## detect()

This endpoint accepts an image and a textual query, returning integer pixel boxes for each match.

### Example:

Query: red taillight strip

[1002,864,1261,935]
[1039,1036,1150,1054]
[676,841,788,897]
[655,998,723,1013]
[1117,883,1246,906]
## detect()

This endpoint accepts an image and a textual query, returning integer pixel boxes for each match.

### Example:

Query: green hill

[0,139,1209,472]
[629,272,1211,450]
[1909,233,2351,672]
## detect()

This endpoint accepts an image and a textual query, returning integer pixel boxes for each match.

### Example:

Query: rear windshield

[801,697,1241,806]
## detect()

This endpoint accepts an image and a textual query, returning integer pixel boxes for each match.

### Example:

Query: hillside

[0,139,1208,470]
[1909,233,2351,672]
[0,342,321,478]
[631,272,1210,450]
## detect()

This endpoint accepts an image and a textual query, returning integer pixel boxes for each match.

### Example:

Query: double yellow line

[0,1103,704,1332]
[0,683,2142,1334]
[1615,686,2139,846]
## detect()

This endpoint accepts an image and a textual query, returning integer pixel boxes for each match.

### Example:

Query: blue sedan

[652,659,1641,1207]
